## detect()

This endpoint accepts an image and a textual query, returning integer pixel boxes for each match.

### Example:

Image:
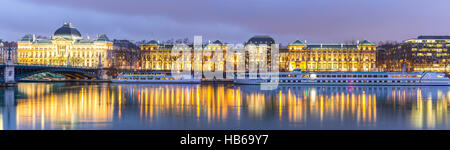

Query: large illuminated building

[383,36,450,73]
[202,40,228,73]
[17,23,113,68]
[245,36,276,71]
[140,40,177,71]
[287,40,376,72]
[139,36,377,73]
[139,40,228,73]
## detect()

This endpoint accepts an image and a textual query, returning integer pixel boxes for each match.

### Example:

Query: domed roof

[212,40,222,45]
[54,22,82,40]
[20,34,34,42]
[147,40,158,45]
[291,40,305,46]
[360,40,375,46]
[95,34,110,42]
[246,35,275,45]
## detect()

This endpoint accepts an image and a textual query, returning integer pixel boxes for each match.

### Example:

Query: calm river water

[1,82,450,130]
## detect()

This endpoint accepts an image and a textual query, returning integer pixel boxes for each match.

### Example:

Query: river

[1,82,449,130]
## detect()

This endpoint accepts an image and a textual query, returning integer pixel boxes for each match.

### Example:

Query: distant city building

[383,36,450,73]
[17,22,113,68]
[287,40,376,72]
[112,39,140,70]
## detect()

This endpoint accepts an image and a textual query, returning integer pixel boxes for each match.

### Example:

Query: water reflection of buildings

[385,87,450,129]
[274,86,379,128]
[114,84,242,124]
[12,83,114,129]
[1,84,450,129]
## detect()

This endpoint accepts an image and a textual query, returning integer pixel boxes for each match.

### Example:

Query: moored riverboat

[234,69,450,86]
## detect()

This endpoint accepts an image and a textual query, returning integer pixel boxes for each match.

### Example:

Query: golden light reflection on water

[278,87,377,127]
[14,83,114,129]
[1,83,450,129]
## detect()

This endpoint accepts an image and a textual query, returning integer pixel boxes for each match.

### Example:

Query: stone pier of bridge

[2,47,16,87]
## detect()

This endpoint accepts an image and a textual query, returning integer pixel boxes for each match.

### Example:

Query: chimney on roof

[32,34,36,42]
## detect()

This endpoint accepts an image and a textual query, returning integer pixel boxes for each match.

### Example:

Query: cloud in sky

[1,0,450,44]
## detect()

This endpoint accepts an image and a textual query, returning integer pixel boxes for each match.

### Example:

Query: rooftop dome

[20,34,34,42]
[212,40,222,45]
[54,22,82,40]
[291,40,306,46]
[359,40,375,46]
[246,35,275,45]
[147,40,158,45]
[95,34,110,42]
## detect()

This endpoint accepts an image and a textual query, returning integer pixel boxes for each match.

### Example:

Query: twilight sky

[0,0,449,44]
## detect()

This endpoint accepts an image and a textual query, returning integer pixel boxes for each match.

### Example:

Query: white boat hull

[234,79,450,86]
[234,71,450,86]
[111,79,201,84]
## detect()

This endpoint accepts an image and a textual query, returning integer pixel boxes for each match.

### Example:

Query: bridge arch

[14,65,100,81]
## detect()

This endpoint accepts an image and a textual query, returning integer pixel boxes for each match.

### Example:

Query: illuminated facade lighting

[17,22,113,68]
[382,36,450,73]
[287,40,376,72]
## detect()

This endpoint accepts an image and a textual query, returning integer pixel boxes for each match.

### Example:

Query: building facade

[287,40,376,72]
[17,23,113,68]
[112,39,141,70]
[136,36,377,73]
[139,40,230,73]
[245,36,276,71]
[140,40,176,71]
[383,36,450,73]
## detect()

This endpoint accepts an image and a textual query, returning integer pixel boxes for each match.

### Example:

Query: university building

[287,40,376,72]
[17,22,113,68]
[383,36,450,73]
